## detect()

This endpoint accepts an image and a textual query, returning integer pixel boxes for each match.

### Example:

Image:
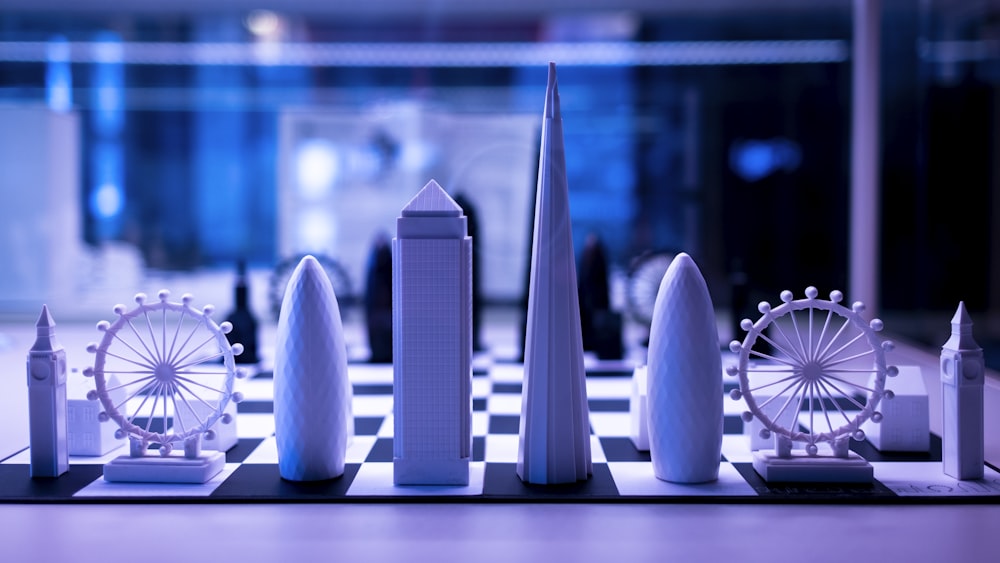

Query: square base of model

[393,458,470,486]
[752,450,873,483]
[103,452,225,484]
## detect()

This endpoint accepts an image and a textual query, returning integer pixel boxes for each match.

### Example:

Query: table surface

[2,319,999,561]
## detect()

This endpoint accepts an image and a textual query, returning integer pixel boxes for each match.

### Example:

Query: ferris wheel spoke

[141,309,163,364]
[813,308,835,363]
[167,316,204,366]
[814,381,836,435]
[818,330,867,366]
[160,385,171,439]
[807,307,815,361]
[808,377,816,436]
[171,333,218,370]
[816,376,866,410]
[174,350,227,372]
[748,349,799,367]
[787,308,810,366]
[769,320,808,365]
[168,388,186,435]
[142,383,164,434]
[104,374,156,394]
[755,377,806,411]
[166,308,187,367]
[109,331,159,370]
[823,348,874,368]
[174,374,227,395]
[174,386,205,428]
[816,316,852,365]
[102,349,157,371]
[816,378,857,426]
[123,317,160,366]
[746,372,801,393]
[770,379,809,429]
[819,373,879,394]
[174,379,219,412]
[753,332,806,368]
[115,378,157,413]
[821,367,880,373]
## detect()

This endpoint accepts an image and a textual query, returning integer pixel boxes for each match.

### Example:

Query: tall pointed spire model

[517,62,592,484]
[274,255,354,481]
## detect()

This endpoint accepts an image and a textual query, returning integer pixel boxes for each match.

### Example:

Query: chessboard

[2,359,999,504]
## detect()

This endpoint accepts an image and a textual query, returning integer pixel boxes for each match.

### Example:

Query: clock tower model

[940,301,984,480]
[27,305,69,478]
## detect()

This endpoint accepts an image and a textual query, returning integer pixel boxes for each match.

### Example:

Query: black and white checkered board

[3,361,1000,503]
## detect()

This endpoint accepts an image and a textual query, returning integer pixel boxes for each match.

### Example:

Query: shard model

[517,62,592,485]
[392,179,472,485]
[941,301,984,480]
[274,255,353,481]
[27,305,69,478]
[646,253,722,483]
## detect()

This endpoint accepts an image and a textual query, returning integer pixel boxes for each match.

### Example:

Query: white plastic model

[392,180,473,486]
[646,253,723,483]
[744,368,801,451]
[940,302,984,480]
[84,291,246,483]
[728,287,897,483]
[68,373,126,456]
[629,365,649,451]
[274,256,354,481]
[27,305,69,478]
[517,62,592,485]
[861,365,929,452]
[173,395,239,452]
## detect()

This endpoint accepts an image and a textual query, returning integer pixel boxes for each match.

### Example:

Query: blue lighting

[729,138,802,183]
[90,182,124,219]
[45,35,72,112]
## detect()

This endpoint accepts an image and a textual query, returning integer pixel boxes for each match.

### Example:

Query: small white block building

[862,365,929,452]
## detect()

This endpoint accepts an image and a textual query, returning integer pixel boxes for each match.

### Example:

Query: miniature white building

[630,366,649,451]
[392,179,472,485]
[861,366,929,452]
[67,374,125,456]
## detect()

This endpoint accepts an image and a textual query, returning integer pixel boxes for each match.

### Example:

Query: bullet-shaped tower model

[392,179,473,485]
[27,305,69,478]
[646,253,723,483]
[517,62,592,484]
[940,301,984,480]
[274,255,353,481]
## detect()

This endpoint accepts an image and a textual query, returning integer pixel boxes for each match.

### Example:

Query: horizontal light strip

[0,40,848,66]
[921,39,1000,64]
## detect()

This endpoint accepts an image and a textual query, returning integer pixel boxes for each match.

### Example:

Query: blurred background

[0,0,996,368]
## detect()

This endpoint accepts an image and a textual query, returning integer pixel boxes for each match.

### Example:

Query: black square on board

[211,463,359,500]
[599,437,651,462]
[483,462,619,498]
[365,438,394,462]
[354,416,385,436]
[488,415,521,434]
[0,464,104,501]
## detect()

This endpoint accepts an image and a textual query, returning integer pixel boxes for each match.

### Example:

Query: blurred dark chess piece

[365,233,394,363]
[453,192,484,352]
[225,259,260,364]
[578,233,623,360]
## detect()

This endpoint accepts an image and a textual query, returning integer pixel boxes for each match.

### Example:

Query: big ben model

[27,305,69,478]
[940,302,984,480]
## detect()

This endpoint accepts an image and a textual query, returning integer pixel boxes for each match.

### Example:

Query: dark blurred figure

[453,193,484,352]
[365,233,393,363]
[225,259,260,365]
[578,233,623,360]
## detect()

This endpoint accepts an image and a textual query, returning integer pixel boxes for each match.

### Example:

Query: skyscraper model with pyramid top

[393,179,473,485]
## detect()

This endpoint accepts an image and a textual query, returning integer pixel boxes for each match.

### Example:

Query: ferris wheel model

[726,286,898,457]
[84,290,246,459]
